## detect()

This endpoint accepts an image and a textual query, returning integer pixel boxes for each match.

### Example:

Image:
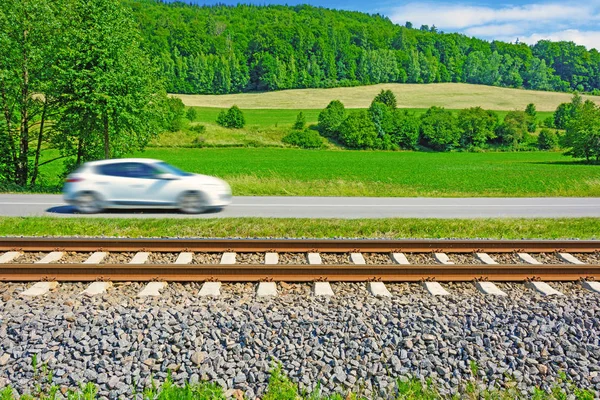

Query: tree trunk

[76,136,83,166]
[103,113,110,159]
[17,27,29,186]
[30,98,48,186]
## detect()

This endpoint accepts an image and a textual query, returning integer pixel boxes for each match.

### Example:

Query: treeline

[125,1,600,95]
[306,90,599,162]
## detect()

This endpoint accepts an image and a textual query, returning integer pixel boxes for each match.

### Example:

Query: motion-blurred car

[63,159,231,214]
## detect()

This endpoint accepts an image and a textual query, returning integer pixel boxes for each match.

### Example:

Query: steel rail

[1,263,600,282]
[0,238,599,253]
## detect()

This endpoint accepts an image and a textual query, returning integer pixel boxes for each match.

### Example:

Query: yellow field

[175,83,600,111]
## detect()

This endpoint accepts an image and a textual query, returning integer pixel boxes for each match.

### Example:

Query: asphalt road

[0,194,599,219]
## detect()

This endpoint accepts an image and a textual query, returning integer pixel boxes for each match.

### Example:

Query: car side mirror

[157,173,177,180]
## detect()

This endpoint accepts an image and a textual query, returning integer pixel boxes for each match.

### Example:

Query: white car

[63,158,232,214]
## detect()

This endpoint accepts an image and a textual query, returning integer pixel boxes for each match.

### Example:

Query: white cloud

[387,1,600,49]
[516,30,600,50]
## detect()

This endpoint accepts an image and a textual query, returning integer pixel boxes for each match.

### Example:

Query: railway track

[1,238,600,297]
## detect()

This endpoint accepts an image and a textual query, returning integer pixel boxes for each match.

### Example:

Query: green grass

[31,149,600,197]
[1,217,598,239]
[151,107,553,148]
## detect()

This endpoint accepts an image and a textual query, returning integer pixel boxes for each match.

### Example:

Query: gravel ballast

[0,282,598,398]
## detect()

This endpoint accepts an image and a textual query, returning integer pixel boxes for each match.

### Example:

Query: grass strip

[0,217,598,239]
[6,361,597,399]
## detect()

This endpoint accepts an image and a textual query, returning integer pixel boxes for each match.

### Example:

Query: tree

[317,100,346,138]
[563,99,600,162]
[372,89,397,110]
[338,111,379,149]
[186,107,198,121]
[419,106,460,151]
[368,102,393,138]
[0,0,60,186]
[293,112,305,130]
[216,105,245,128]
[496,111,529,148]
[525,103,537,133]
[537,128,558,150]
[52,0,166,166]
[390,110,420,150]
[457,107,498,148]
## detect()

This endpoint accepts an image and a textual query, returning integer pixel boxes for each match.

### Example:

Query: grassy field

[35,149,600,197]
[175,83,600,111]
[152,107,553,148]
[1,217,598,239]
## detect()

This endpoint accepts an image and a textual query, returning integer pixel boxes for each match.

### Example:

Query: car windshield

[156,162,192,177]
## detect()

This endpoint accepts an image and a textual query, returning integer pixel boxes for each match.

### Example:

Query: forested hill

[125,0,600,96]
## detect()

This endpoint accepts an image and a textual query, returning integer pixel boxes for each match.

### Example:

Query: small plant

[293,112,306,130]
[262,363,299,400]
[190,124,206,133]
[216,105,245,128]
[186,107,198,122]
[282,129,324,149]
[537,128,559,150]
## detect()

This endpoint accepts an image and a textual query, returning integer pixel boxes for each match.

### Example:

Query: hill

[175,83,600,111]
[126,0,600,96]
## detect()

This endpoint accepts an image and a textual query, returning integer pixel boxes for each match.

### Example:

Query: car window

[156,162,192,177]
[98,162,161,179]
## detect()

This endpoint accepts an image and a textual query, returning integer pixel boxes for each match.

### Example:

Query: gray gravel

[0,282,598,398]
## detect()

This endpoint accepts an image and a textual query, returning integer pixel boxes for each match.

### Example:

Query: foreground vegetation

[1,217,598,239]
[1,361,595,399]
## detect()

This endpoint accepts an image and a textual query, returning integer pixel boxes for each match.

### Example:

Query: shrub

[338,110,379,149]
[419,106,460,151]
[282,129,324,149]
[496,111,529,148]
[368,101,393,138]
[190,124,206,133]
[538,128,558,150]
[166,97,187,132]
[373,89,397,110]
[216,105,245,128]
[293,112,306,130]
[390,110,420,150]
[186,107,198,121]
[525,103,537,133]
[457,107,498,148]
[317,100,346,138]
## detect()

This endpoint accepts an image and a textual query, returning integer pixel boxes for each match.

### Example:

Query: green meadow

[33,149,600,197]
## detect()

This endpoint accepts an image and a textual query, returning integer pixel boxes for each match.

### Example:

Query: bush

[373,89,397,110]
[166,97,187,132]
[216,105,245,128]
[186,107,198,121]
[282,129,324,149]
[390,110,420,150]
[538,128,559,150]
[496,111,528,148]
[419,106,460,151]
[293,112,306,130]
[317,100,346,138]
[190,124,206,133]
[338,110,379,149]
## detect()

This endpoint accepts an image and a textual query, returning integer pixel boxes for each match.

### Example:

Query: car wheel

[74,192,103,214]
[178,191,208,214]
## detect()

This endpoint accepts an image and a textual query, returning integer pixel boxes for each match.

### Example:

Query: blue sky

[173,0,600,50]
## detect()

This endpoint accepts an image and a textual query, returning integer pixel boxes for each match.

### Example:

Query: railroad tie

[220,252,236,264]
[350,253,366,265]
[36,251,64,264]
[313,282,334,296]
[422,282,450,296]
[256,282,278,297]
[0,251,21,263]
[580,281,600,294]
[367,282,392,297]
[558,253,584,265]
[199,282,221,297]
[129,252,150,264]
[265,252,279,265]
[476,253,498,265]
[518,253,542,265]
[391,253,410,265]
[307,253,322,264]
[21,282,59,297]
[526,281,563,296]
[434,253,454,265]
[83,252,107,264]
[175,252,193,264]
[80,282,112,297]
[137,282,167,297]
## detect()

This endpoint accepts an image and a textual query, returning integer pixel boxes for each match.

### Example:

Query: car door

[96,162,153,205]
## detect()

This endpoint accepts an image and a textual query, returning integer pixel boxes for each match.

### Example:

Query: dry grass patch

[175,83,600,111]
